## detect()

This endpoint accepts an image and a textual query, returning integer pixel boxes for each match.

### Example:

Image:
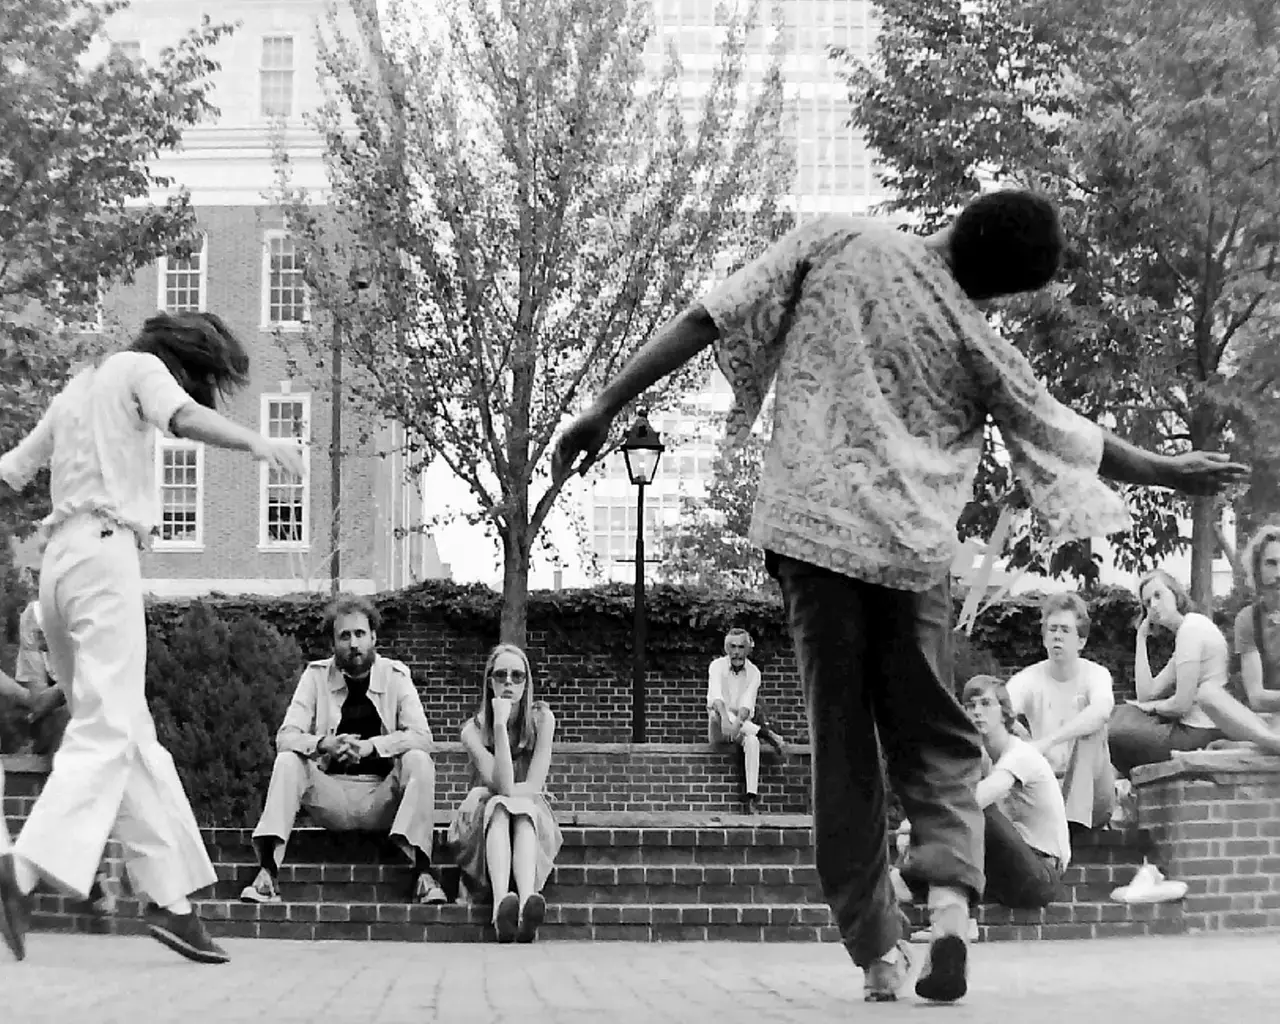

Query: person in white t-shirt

[962,675,1070,909]
[1005,593,1115,831]
[1110,569,1280,777]
[707,628,770,813]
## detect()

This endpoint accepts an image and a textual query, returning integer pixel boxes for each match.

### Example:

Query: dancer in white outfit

[0,312,304,963]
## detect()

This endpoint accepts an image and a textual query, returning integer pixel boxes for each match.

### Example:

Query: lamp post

[621,408,665,744]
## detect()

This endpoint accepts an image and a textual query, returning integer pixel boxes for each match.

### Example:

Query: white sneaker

[239,867,281,904]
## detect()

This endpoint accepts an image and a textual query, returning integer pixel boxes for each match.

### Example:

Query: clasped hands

[317,733,376,763]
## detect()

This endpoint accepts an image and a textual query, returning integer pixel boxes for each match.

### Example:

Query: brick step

[206,857,1148,907]
[199,824,1155,866]
[26,893,1185,943]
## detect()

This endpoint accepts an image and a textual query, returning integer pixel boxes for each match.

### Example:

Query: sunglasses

[489,669,527,684]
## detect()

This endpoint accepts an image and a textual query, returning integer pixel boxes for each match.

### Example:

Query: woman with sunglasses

[449,643,562,942]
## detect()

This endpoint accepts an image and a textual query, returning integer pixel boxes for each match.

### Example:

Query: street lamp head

[621,407,665,486]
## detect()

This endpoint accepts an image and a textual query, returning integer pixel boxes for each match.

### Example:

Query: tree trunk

[1188,497,1218,612]
[499,525,531,648]
[1186,398,1223,610]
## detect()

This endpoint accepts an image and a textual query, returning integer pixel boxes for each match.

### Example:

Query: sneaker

[914,902,968,1003]
[517,892,546,943]
[145,907,230,965]
[414,872,447,905]
[863,941,913,1002]
[493,892,520,943]
[239,867,281,904]
[87,871,117,916]
[0,853,30,962]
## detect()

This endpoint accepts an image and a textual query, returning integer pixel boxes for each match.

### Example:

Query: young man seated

[240,595,446,905]
[963,675,1071,909]
[1004,593,1116,833]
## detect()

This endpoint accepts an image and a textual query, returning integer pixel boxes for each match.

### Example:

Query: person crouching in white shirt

[962,675,1071,909]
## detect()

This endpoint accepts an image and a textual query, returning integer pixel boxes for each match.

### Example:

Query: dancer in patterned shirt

[552,191,1245,1003]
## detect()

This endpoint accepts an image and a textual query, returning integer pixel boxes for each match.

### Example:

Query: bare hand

[1136,616,1150,637]
[254,438,306,479]
[491,697,513,727]
[26,687,65,722]
[551,407,613,484]
[1162,451,1248,496]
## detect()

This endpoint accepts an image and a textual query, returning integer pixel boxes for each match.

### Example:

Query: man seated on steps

[963,675,1071,909]
[1004,593,1116,835]
[240,594,447,906]
[707,628,787,814]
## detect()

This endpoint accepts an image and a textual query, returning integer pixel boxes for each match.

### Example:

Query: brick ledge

[2,742,812,776]
[1132,748,1280,786]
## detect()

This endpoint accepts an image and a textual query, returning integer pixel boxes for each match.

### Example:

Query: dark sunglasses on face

[489,669,527,684]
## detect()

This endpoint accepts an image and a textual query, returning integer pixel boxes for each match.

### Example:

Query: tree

[0,0,233,534]
[274,0,794,644]
[837,0,1280,608]
[656,422,772,593]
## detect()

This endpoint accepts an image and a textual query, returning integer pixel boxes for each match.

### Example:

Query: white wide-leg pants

[14,515,216,906]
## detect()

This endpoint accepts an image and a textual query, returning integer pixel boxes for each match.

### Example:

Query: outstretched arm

[1100,433,1246,495]
[592,307,720,419]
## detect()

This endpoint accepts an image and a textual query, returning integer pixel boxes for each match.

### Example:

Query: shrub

[146,602,302,826]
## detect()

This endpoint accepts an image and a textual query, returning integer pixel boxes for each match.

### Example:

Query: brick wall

[365,602,810,746]
[98,204,381,585]
[2,746,812,822]
[1136,755,1280,932]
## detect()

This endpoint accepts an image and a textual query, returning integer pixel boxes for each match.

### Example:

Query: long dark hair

[129,312,250,408]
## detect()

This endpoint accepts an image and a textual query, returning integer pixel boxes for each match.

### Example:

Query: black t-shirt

[328,674,394,777]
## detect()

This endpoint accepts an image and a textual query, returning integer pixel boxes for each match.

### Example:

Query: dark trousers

[983,805,1062,909]
[1108,703,1221,779]
[768,553,985,967]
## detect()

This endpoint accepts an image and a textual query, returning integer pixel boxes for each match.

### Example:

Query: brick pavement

[0,932,1269,1023]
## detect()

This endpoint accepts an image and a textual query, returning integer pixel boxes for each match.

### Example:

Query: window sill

[152,544,205,553]
[257,543,311,552]
[262,321,309,333]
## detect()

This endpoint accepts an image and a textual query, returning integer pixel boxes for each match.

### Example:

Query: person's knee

[399,749,435,780]
[272,750,307,780]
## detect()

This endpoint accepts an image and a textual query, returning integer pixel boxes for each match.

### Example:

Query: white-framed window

[259,35,295,118]
[157,234,207,313]
[259,392,311,549]
[154,439,204,549]
[262,231,309,327]
[590,492,683,567]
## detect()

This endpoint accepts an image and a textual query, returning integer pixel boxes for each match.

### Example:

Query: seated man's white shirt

[1005,658,1114,775]
[707,655,761,716]
[991,737,1072,868]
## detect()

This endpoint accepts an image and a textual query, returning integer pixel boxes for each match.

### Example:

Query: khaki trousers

[252,749,437,865]
[1055,730,1116,829]
[708,711,762,794]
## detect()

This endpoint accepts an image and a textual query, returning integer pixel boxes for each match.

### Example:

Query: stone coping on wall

[1,742,814,777]
[1131,748,1280,786]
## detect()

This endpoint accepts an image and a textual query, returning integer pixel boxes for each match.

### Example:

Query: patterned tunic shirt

[700,216,1132,591]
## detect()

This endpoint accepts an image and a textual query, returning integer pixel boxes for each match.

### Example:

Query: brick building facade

[75,0,446,597]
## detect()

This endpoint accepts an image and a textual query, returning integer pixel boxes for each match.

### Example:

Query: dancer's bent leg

[872,579,984,1002]
[770,555,901,968]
